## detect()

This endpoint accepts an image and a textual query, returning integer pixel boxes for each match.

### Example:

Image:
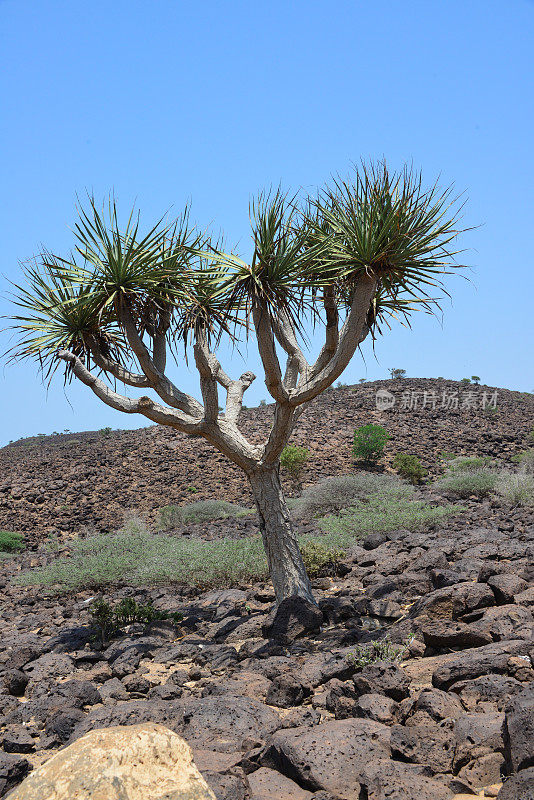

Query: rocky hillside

[1,378,533,543]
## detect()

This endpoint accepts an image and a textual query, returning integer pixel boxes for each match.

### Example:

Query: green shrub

[300,541,344,578]
[157,500,252,529]
[448,456,493,472]
[319,495,462,539]
[471,376,481,384]
[434,468,499,497]
[280,445,309,478]
[392,454,427,484]
[388,368,406,379]
[98,427,113,437]
[0,531,24,553]
[90,597,183,644]
[290,473,412,518]
[353,424,390,464]
[494,472,534,507]
[460,377,471,384]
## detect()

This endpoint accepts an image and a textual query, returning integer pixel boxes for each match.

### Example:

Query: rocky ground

[0,378,533,799]
[1,378,532,542]
[1,490,533,799]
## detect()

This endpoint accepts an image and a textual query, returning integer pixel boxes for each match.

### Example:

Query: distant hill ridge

[1,378,532,542]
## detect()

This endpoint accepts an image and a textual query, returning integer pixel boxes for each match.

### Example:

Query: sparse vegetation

[157,500,252,529]
[392,453,427,484]
[18,486,462,593]
[290,473,412,518]
[512,449,534,473]
[447,456,493,471]
[353,424,390,464]
[389,368,406,379]
[471,375,481,384]
[98,427,113,437]
[319,494,462,539]
[347,635,414,668]
[300,541,344,578]
[460,377,471,384]
[0,530,25,553]
[434,468,499,497]
[494,472,534,507]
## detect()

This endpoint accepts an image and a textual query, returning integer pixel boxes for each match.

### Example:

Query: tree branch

[118,303,203,418]
[252,300,289,403]
[305,287,339,383]
[85,335,151,388]
[56,350,202,433]
[290,274,377,406]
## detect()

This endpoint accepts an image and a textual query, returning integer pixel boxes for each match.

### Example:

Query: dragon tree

[7,163,465,604]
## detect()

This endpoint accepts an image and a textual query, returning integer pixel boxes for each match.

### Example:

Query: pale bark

[248,466,314,604]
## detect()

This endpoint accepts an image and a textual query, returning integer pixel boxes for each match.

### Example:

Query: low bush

[290,473,412,519]
[353,424,390,464]
[494,472,534,507]
[0,530,24,553]
[434,468,499,497]
[447,456,493,472]
[18,521,269,591]
[319,495,462,539]
[157,500,252,529]
[300,541,344,578]
[392,454,427,484]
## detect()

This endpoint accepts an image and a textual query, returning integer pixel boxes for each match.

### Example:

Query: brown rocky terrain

[1,378,533,542]
[0,378,533,799]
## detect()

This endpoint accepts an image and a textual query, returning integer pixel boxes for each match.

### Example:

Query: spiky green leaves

[309,162,465,326]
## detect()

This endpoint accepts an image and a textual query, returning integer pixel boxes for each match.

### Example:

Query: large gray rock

[503,685,534,773]
[362,760,454,800]
[431,639,534,690]
[262,718,391,798]
[181,696,282,752]
[497,768,534,800]
[6,723,215,799]
[390,721,455,773]
[411,582,494,620]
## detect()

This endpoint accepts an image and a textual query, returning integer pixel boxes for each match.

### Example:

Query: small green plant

[389,368,406,379]
[392,453,427,484]
[513,449,534,473]
[440,451,456,462]
[98,427,113,437]
[0,530,25,553]
[187,486,198,493]
[358,378,367,384]
[90,599,116,645]
[300,541,345,578]
[259,399,267,407]
[347,635,414,669]
[280,445,309,483]
[471,375,481,385]
[353,424,390,464]
[91,597,183,644]
[460,377,471,384]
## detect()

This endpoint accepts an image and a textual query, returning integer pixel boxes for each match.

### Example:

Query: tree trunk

[248,466,315,605]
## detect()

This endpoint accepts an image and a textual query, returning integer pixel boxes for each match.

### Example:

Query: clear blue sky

[1,0,533,446]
